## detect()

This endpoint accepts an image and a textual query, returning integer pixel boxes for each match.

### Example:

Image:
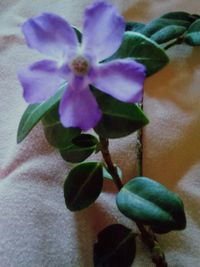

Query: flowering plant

[17,1,200,266]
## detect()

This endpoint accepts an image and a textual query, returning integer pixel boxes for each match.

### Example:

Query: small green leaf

[60,134,98,163]
[92,88,149,138]
[42,104,81,148]
[151,25,186,44]
[93,224,136,267]
[64,162,103,211]
[103,165,123,181]
[110,32,169,76]
[17,83,66,143]
[185,19,200,46]
[116,176,186,233]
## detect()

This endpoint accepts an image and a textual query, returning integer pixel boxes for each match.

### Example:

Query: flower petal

[22,13,78,60]
[18,60,65,103]
[91,59,146,103]
[82,1,125,62]
[59,78,102,131]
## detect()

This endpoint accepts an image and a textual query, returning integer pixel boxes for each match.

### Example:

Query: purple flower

[18,0,146,131]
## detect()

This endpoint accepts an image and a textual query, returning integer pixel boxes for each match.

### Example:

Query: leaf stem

[164,36,185,50]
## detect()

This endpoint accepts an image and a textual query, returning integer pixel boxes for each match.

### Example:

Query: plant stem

[99,136,168,267]
[136,102,144,177]
[99,137,123,190]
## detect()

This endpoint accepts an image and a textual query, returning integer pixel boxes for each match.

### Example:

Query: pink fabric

[0,0,200,266]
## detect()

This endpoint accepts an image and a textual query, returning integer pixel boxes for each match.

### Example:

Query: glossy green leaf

[185,19,200,46]
[60,134,98,163]
[17,83,66,143]
[103,165,123,181]
[64,162,103,211]
[110,32,169,76]
[94,224,136,267]
[92,88,149,138]
[42,104,81,148]
[116,176,186,233]
[151,25,186,44]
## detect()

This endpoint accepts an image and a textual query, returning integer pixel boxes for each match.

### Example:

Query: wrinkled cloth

[0,0,200,266]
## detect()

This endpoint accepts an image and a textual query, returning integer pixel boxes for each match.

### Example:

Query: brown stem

[99,136,168,267]
[99,136,123,190]
[136,223,168,267]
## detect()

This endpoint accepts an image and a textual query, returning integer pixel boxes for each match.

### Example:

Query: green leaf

[125,21,146,32]
[161,11,198,24]
[60,134,98,163]
[103,165,123,181]
[127,12,198,46]
[42,104,81,148]
[116,176,186,233]
[141,17,190,38]
[151,25,186,44]
[93,224,136,267]
[64,162,103,211]
[92,88,149,139]
[110,32,169,76]
[17,83,66,143]
[185,19,200,46]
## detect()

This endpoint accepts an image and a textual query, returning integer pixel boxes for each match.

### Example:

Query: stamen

[71,56,89,76]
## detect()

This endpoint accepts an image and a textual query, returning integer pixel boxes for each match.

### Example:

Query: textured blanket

[0,0,200,266]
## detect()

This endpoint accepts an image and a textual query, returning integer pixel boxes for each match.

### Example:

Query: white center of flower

[70,56,90,76]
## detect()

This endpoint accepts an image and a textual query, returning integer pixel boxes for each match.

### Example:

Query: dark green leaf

[92,88,149,138]
[42,104,81,148]
[103,165,123,181]
[110,32,169,76]
[94,224,136,267]
[185,19,200,46]
[125,21,146,32]
[64,162,103,211]
[116,176,186,233]
[17,83,66,143]
[60,134,98,163]
[151,25,186,44]
[161,11,198,23]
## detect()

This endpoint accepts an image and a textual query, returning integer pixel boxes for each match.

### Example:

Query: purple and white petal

[82,1,125,62]
[91,59,146,103]
[22,13,78,60]
[59,78,101,131]
[18,60,65,103]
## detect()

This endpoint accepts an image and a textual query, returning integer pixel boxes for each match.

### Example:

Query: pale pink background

[0,0,200,266]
